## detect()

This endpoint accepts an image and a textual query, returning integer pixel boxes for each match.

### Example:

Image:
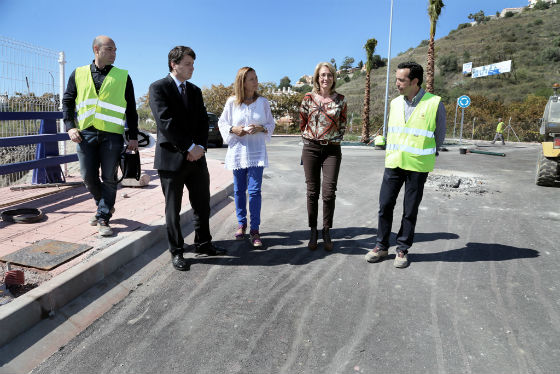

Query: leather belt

[303,138,341,146]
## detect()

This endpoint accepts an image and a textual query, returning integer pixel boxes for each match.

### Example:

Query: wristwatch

[229,126,233,133]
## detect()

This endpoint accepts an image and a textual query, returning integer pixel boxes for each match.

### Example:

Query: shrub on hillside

[294,84,312,93]
[418,39,429,47]
[503,33,517,42]
[540,47,560,62]
[533,0,550,10]
[437,55,459,75]
[532,19,544,26]
[505,11,515,17]
[534,86,553,98]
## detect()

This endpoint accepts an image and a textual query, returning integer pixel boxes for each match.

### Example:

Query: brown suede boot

[322,227,333,251]
[308,227,318,250]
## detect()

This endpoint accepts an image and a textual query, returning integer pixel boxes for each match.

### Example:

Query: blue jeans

[233,167,264,231]
[76,128,123,222]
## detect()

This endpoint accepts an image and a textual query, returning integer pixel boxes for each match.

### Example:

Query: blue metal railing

[0,112,78,181]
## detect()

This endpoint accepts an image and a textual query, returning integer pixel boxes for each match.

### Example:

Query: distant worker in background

[491,118,506,145]
[63,35,139,237]
[368,130,386,150]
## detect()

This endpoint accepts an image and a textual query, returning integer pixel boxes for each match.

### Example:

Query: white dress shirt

[218,96,275,170]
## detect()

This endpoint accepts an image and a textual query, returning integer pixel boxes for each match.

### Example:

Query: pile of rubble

[426,174,488,195]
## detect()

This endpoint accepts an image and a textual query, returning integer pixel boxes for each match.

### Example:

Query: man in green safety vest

[374,134,386,150]
[364,62,446,268]
[491,118,506,145]
[63,35,138,236]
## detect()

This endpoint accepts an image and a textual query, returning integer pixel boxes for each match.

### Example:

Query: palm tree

[426,0,445,93]
[361,38,377,143]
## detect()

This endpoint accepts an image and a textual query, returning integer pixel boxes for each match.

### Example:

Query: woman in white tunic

[218,67,275,247]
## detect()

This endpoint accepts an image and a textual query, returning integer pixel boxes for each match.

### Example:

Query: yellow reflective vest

[496,122,504,134]
[74,65,128,134]
[385,92,440,172]
[374,135,386,146]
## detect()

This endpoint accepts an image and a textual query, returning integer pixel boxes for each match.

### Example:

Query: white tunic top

[218,96,275,170]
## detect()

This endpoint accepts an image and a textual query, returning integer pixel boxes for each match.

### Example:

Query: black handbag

[117,148,141,183]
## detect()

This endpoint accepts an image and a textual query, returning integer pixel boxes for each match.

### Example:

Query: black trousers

[376,167,428,252]
[301,142,342,228]
[158,157,211,255]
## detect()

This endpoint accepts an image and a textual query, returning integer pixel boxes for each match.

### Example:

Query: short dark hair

[397,61,423,87]
[168,46,196,72]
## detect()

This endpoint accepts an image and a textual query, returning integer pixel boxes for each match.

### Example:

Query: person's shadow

[190,226,376,267]
[411,242,539,262]
[189,227,466,267]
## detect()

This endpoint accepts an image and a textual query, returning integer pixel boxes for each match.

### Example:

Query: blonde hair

[312,62,337,94]
[234,66,259,105]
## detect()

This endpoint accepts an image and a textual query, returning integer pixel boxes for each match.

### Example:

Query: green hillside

[337,5,560,138]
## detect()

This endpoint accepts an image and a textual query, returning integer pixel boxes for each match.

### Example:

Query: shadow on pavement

[411,242,539,262]
[192,228,462,267]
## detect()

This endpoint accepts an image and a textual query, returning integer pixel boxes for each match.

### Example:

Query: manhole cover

[0,239,92,270]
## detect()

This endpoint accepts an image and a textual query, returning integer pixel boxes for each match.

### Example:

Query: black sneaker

[194,243,227,256]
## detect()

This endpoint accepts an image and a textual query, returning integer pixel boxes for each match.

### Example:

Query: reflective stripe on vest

[385,92,440,172]
[74,65,128,134]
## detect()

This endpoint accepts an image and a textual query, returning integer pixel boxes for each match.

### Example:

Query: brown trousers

[301,142,342,228]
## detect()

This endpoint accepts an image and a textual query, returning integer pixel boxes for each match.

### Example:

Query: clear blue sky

[1,0,528,101]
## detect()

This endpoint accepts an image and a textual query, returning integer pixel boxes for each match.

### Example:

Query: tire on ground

[535,148,559,186]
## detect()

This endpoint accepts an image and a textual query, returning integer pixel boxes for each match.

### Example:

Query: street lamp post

[382,0,394,138]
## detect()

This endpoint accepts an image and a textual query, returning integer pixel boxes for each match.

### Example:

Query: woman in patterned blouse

[218,67,275,247]
[299,62,347,251]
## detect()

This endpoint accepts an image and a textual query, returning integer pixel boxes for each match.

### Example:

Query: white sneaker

[97,220,113,236]
[365,247,389,263]
[89,207,115,226]
[394,251,409,268]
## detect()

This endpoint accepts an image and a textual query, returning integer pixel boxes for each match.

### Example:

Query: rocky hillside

[337,5,560,130]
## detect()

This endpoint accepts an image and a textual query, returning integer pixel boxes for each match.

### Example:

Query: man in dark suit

[149,46,225,271]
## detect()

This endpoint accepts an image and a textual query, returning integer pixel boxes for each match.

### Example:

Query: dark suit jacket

[149,75,209,171]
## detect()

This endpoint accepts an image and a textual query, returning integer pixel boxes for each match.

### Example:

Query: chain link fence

[0,36,65,187]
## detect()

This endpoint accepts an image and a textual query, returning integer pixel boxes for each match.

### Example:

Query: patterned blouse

[299,92,347,142]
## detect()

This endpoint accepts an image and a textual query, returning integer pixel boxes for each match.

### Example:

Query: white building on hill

[500,7,523,17]
[528,0,557,7]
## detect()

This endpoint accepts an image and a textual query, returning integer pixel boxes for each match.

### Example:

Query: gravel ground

[426,174,489,195]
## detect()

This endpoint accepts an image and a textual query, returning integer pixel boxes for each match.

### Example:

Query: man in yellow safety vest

[63,35,138,236]
[491,118,506,145]
[364,62,446,268]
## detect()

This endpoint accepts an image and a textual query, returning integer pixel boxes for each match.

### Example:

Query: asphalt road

[31,137,560,374]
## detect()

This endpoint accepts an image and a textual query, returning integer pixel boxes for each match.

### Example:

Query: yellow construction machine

[535,83,560,186]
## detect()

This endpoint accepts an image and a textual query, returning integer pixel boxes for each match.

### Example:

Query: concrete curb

[0,182,233,347]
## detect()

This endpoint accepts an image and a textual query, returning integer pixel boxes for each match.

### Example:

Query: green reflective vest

[385,92,440,172]
[496,122,504,134]
[74,65,128,134]
[374,135,386,146]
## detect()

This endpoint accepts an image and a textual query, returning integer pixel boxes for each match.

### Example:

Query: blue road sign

[457,95,471,108]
